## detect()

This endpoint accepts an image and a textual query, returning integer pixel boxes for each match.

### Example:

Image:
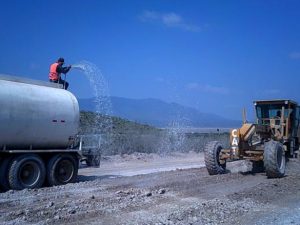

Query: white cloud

[185,82,229,94]
[162,13,182,26]
[139,11,201,32]
[140,11,160,21]
[289,52,300,59]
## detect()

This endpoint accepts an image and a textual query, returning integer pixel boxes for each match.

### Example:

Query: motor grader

[204,100,300,178]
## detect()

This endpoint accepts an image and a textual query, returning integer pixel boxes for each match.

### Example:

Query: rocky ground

[1,152,300,225]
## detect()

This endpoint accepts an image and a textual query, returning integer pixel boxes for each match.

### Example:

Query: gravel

[1,154,300,225]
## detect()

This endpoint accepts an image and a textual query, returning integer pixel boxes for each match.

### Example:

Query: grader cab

[204,100,300,178]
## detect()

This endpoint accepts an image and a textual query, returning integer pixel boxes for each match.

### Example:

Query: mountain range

[78,96,241,128]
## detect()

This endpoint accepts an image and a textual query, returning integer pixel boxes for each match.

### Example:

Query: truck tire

[47,154,78,186]
[0,156,12,191]
[8,154,46,190]
[86,154,101,167]
[264,140,286,178]
[204,141,226,175]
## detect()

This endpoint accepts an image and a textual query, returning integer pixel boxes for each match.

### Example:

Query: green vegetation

[80,111,229,155]
[80,111,160,134]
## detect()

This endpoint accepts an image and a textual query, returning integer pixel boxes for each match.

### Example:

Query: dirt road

[1,152,300,225]
[80,152,205,177]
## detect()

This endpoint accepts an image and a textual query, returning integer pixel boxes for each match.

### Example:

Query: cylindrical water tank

[0,75,80,150]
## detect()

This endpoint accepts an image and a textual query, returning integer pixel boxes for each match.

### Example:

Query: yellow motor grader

[204,100,300,178]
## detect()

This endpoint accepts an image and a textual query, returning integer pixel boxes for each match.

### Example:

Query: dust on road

[0,152,300,225]
[80,152,205,177]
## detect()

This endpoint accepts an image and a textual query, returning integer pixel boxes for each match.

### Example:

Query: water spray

[70,64,85,70]
[72,60,113,155]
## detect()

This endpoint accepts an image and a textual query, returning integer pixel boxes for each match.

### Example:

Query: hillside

[79,111,229,155]
[80,111,160,135]
[79,97,241,128]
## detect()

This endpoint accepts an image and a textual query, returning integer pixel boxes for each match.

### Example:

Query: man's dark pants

[49,78,69,90]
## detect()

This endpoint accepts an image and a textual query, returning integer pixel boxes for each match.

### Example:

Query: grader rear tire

[264,140,286,178]
[204,141,226,175]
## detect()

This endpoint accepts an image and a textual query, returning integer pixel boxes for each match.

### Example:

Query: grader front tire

[204,141,226,175]
[264,140,286,178]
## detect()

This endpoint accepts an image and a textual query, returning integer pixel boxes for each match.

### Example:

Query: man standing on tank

[49,57,72,90]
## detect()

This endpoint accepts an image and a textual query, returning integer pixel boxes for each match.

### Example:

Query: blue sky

[1,0,300,120]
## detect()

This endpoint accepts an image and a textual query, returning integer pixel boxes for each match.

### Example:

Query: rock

[159,189,166,194]
[15,210,24,216]
[24,210,30,215]
[54,215,61,220]
[47,201,54,207]
[68,209,76,214]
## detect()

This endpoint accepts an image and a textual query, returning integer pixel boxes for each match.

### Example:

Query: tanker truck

[0,74,84,190]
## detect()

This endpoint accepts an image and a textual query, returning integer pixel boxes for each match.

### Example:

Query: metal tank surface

[0,74,80,150]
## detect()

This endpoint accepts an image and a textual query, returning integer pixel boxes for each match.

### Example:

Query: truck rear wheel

[204,141,226,175]
[8,154,46,190]
[0,156,12,191]
[47,154,78,186]
[264,140,286,178]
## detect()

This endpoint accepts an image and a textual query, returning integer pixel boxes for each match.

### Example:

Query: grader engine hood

[230,124,256,158]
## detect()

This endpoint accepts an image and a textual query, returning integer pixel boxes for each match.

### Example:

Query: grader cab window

[294,107,300,135]
[256,104,292,125]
